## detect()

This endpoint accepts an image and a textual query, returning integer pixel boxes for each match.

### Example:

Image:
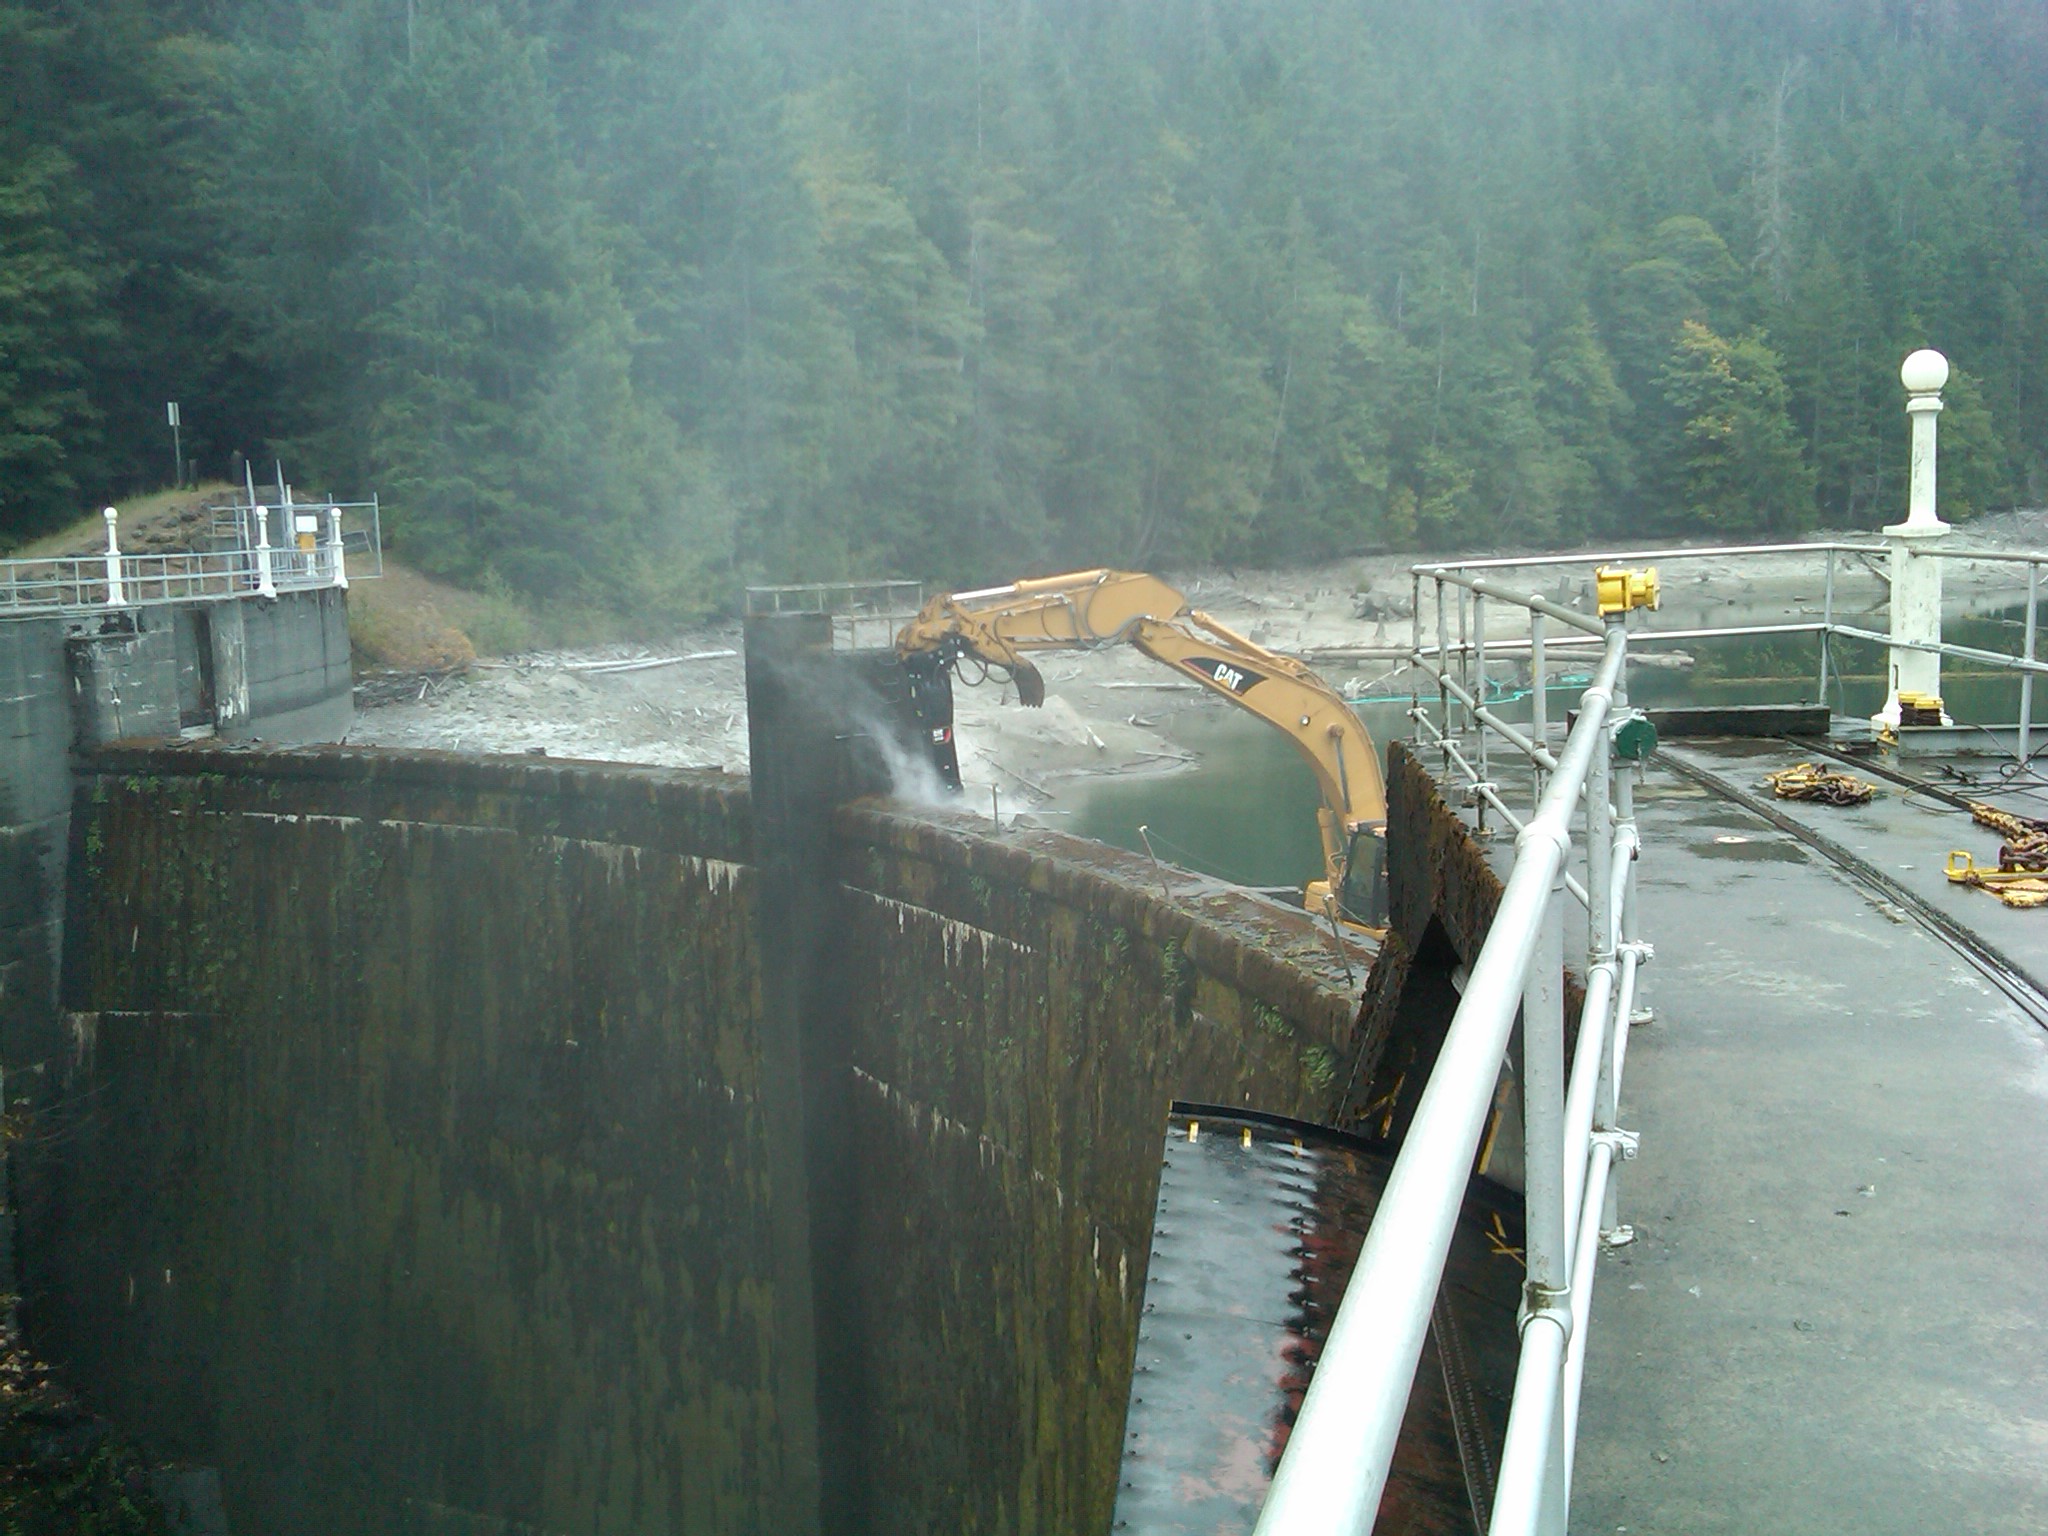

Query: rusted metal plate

[1113,1106,1522,1535]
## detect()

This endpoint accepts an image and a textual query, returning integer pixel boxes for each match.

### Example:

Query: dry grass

[7,484,656,671]
[1,482,240,558]
[345,559,496,670]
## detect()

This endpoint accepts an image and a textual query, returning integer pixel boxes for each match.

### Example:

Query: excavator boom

[897,570,1387,928]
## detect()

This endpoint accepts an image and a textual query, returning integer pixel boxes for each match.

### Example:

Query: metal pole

[1458,585,1471,728]
[1563,960,1617,1233]
[1612,638,1637,964]
[1560,1135,1618,1484]
[1410,569,1423,720]
[1510,860,1574,1534]
[1530,610,1547,803]
[1521,867,1569,1325]
[1474,593,1489,830]
[1601,821,1637,1242]
[1439,673,1560,771]
[1489,1321,1569,1536]
[1586,715,1614,970]
[1596,934,1640,1142]
[1437,579,1453,773]
[2021,562,2038,767]
[1819,546,1835,707]
[243,461,261,587]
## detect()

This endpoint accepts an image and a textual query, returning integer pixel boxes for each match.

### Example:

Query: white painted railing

[0,497,380,618]
[1254,572,1646,1536]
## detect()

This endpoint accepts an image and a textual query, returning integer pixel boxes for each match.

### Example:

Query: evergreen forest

[3,0,2045,612]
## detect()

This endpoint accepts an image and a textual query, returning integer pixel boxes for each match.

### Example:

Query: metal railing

[1391,536,2048,766]
[743,578,927,650]
[0,497,380,618]
[1255,570,1648,1536]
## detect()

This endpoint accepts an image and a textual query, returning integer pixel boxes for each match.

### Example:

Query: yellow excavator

[895,569,1388,930]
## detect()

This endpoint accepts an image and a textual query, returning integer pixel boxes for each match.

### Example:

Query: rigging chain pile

[1946,803,2048,909]
[1761,763,1877,806]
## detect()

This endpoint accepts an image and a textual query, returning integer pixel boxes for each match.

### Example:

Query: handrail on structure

[0,495,380,619]
[1402,350,2048,759]
[1255,575,1648,1536]
[1412,538,1886,575]
[1408,532,2048,767]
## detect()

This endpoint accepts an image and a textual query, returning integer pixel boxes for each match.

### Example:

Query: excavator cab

[1339,825,1390,931]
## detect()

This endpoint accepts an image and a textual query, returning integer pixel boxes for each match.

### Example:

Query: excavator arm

[896,569,1388,928]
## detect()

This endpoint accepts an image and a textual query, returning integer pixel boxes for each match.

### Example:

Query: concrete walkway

[1571,744,2048,1536]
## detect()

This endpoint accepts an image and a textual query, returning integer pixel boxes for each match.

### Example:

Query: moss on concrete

[38,743,1417,1536]
[35,746,777,1536]
[830,801,1368,1535]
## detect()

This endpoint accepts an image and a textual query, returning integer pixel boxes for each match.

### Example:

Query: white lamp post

[102,507,125,608]
[326,504,349,589]
[1873,348,1951,729]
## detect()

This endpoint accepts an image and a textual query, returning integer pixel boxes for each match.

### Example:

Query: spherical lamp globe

[1900,349,1949,395]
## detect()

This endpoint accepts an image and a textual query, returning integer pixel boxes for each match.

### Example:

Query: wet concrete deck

[1568,739,2048,1535]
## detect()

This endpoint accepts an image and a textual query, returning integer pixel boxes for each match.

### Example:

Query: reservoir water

[1066,604,2044,891]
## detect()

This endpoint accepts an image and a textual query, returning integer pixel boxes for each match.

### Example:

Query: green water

[1065,601,2045,891]
[1067,696,1407,892]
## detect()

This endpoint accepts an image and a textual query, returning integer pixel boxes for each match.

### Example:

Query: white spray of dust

[848,694,954,807]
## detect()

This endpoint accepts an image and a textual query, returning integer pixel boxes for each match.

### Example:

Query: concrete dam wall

[0,586,352,1076]
[33,737,1446,1535]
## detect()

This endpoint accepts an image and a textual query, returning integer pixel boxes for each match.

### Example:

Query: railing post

[1458,584,1471,723]
[2021,562,2038,768]
[1493,851,1571,1536]
[1436,578,1453,774]
[1601,633,1640,1237]
[1410,569,1423,719]
[101,507,125,608]
[1586,715,1613,971]
[1875,349,1952,729]
[1819,546,1835,706]
[1521,860,1570,1323]
[1530,610,1548,802]
[1473,592,1489,830]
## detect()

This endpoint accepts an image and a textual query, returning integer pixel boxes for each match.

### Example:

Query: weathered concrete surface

[1384,738,1509,968]
[37,745,780,1536]
[39,740,1417,1535]
[230,586,353,743]
[834,802,1367,1533]
[0,619,72,1073]
[0,588,354,1078]
[1573,748,2048,1536]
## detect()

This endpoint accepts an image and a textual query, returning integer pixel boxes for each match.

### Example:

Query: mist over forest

[3,0,2045,612]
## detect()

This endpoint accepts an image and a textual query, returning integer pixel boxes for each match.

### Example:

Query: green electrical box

[1613,712,1658,762]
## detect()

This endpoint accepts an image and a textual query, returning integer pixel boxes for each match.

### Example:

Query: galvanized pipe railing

[1412,538,1886,574]
[0,496,380,618]
[1403,537,2048,765]
[1254,596,1638,1536]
